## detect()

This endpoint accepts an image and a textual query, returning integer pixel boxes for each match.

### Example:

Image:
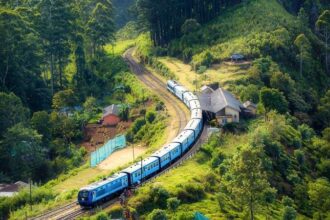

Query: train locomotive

[78,80,203,207]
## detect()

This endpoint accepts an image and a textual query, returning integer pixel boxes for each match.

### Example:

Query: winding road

[30,48,207,220]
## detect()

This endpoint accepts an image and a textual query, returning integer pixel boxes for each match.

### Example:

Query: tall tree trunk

[300,46,303,78]
[50,53,55,96]
[59,56,63,89]
[250,196,254,220]
[2,55,9,89]
[325,27,329,74]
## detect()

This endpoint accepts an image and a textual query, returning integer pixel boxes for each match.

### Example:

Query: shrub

[294,150,305,165]
[150,186,170,209]
[132,118,146,134]
[197,66,207,74]
[282,196,294,207]
[146,111,156,123]
[175,211,195,220]
[155,101,165,111]
[108,204,123,219]
[147,209,167,220]
[282,206,297,220]
[167,197,180,212]
[177,183,205,203]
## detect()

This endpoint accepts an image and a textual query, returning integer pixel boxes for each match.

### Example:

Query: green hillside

[122,0,330,219]
[1,0,330,219]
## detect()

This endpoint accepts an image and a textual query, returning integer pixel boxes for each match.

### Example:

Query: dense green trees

[87,1,115,56]
[137,0,239,46]
[0,0,117,183]
[260,88,288,114]
[222,146,275,220]
[308,178,330,219]
[316,10,330,73]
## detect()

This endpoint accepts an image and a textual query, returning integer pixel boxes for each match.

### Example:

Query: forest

[0,0,330,219]
[0,0,123,183]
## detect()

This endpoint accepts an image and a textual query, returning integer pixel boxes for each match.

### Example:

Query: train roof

[175,85,188,93]
[190,100,201,109]
[191,108,203,119]
[152,143,181,158]
[120,157,158,174]
[184,119,201,131]
[172,130,194,143]
[80,172,127,191]
[183,92,198,101]
[167,80,179,88]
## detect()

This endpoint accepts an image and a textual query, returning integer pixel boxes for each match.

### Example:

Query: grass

[104,39,136,56]
[158,57,250,91]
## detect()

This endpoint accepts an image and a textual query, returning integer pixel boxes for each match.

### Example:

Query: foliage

[167,197,180,212]
[308,178,330,218]
[260,87,288,114]
[177,183,205,203]
[52,89,78,110]
[317,90,330,129]
[147,209,167,220]
[137,0,225,46]
[221,145,276,220]
[0,92,29,137]
[282,206,297,220]
[87,1,115,55]
[146,111,156,123]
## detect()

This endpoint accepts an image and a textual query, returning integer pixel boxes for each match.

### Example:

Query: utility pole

[140,157,143,183]
[132,144,135,161]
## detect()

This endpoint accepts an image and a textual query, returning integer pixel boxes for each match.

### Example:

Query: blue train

[78,80,203,207]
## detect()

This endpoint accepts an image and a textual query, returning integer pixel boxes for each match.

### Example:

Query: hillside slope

[120,0,330,219]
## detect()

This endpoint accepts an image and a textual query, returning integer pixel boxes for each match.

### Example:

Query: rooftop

[103,104,119,118]
[198,86,243,113]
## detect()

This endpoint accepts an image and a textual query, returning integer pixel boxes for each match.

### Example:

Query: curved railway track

[123,48,189,135]
[30,48,207,220]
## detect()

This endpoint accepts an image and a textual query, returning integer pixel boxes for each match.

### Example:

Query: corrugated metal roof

[103,104,119,118]
[198,87,242,113]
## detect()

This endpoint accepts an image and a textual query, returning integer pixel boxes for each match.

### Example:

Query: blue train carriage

[167,80,179,94]
[152,143,182,169]
[189,99,201,110]
[183,92,198,108]
[120,157,159,186]
[191,108,203,120]
[78,173,129,207]
[184,119,203,138]
[172,130,195,153]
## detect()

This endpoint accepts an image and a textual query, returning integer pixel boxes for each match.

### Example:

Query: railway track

[30,48,206,220]
[123,48,188,134]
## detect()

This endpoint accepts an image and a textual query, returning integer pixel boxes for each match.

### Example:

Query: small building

[198,84,243,125]
[0,181,28,197]
[231,53,244,62]
[102,104,120,126]
[243,101,257,116]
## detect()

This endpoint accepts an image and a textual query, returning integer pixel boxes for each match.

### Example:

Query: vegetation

[1,0,330,219]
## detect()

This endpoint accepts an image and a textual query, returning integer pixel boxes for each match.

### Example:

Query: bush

[150,186,170,209]
[146,111,156,123]
[108,204,123,218]
[282,206,297,220]
[282,196,294,207]
[167,197,180,212]
[175,211,195,220]
[155,101,165,111]
[147,209,167,220]
[0,187,55,219]
[177,183,205,203]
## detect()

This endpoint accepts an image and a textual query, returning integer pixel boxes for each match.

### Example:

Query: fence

[90,135,127,167]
